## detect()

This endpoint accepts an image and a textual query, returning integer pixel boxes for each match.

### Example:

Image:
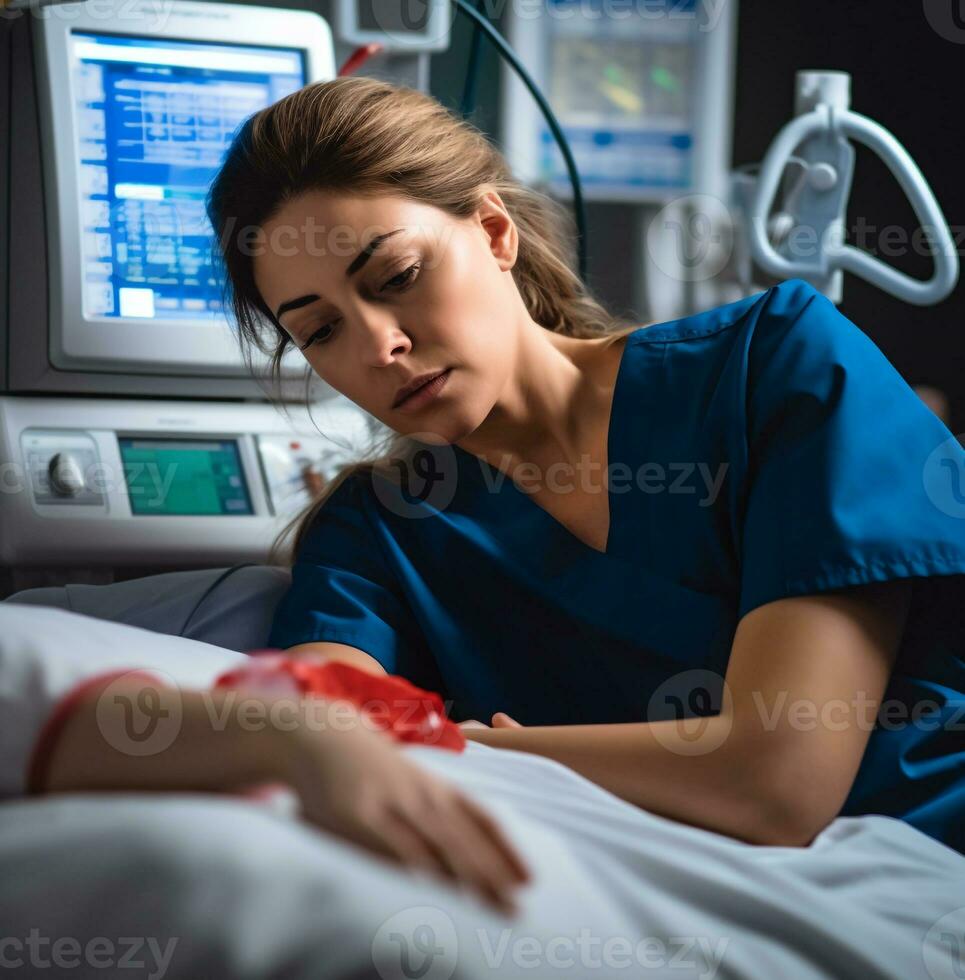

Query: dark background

[427,0,965,433]
[731,0,964,434]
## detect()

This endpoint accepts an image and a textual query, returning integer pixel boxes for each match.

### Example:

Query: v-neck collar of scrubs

[451,326,646,560]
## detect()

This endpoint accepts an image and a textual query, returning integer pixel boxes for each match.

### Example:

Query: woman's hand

[459,713,524,730]
[285,701,531,916]
[460,713,525,746]
[492,713,523,728]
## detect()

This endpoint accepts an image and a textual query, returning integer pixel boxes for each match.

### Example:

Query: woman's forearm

[465,719,789,845]
[38,675,294,795]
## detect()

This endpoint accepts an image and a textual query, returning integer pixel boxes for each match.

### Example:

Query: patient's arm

[41,677,291,795]
[283,641,387,676]
[37,675,528,915]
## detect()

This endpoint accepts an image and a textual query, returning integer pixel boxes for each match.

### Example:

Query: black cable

[459,0,485,118]
[178,562,261,638]
[450,0,588,283]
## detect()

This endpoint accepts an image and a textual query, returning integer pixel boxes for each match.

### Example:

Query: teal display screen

[118,437,254,516]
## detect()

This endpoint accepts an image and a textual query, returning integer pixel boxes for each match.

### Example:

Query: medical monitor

[118,436,255,516]
[502,0,737,202]
[336,0,452,52]
[34,1,334,376]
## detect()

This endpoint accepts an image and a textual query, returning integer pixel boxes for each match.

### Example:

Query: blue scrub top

[268,278,965,855]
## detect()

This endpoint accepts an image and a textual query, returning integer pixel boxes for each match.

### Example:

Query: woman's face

[252,189,523,442]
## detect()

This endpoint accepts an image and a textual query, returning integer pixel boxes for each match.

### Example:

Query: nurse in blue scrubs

[208,78,965,856]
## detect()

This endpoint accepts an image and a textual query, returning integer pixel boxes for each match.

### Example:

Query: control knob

[48,452,85,496]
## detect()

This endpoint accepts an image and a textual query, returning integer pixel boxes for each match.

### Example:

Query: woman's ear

[475,189,518,272]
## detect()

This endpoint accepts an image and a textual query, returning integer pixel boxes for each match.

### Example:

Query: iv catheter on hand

[746,71,958,306]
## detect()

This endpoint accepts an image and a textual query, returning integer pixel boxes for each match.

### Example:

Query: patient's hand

[38,678,530,914]
[286,703,530,916]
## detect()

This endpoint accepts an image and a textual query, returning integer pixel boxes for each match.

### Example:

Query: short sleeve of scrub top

[266,475,445,694]
[737,280,965,616]
[732,281,965,853]
[267,278,965,855]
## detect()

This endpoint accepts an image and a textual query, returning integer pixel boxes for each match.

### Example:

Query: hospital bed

[1,569,964,980]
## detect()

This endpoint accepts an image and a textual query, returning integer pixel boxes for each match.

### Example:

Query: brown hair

[206,76,640,566]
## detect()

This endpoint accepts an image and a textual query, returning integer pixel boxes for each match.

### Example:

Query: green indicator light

[651,67,678,92]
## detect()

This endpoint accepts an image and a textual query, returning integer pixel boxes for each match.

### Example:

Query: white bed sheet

[1,737,963,980]
[1,600,962,979]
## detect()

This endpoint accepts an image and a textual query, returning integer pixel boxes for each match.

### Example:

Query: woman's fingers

[460,713,522,729]
[491,712,523,728]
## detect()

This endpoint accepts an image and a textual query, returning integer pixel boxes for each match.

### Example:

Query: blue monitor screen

[69,32,306,321]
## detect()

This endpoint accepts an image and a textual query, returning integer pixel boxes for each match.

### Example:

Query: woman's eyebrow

[274,228,406,320]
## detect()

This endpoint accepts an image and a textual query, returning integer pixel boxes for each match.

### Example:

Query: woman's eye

[382,262,420,292]
[299,322,334,351]
[298,262,420,353]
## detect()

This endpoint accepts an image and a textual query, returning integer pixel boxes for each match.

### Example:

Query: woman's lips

[394,368,452,413]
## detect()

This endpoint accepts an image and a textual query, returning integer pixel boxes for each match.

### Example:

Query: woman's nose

[353,308,411,365]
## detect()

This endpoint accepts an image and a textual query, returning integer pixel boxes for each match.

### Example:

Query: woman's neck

[454,325,627,476]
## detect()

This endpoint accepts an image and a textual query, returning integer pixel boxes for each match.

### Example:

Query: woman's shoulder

[633,278,884,390]
[632,279,823,345]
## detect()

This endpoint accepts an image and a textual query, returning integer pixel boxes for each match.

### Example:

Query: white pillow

[0,603,249,798]
[3,565,292,653]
